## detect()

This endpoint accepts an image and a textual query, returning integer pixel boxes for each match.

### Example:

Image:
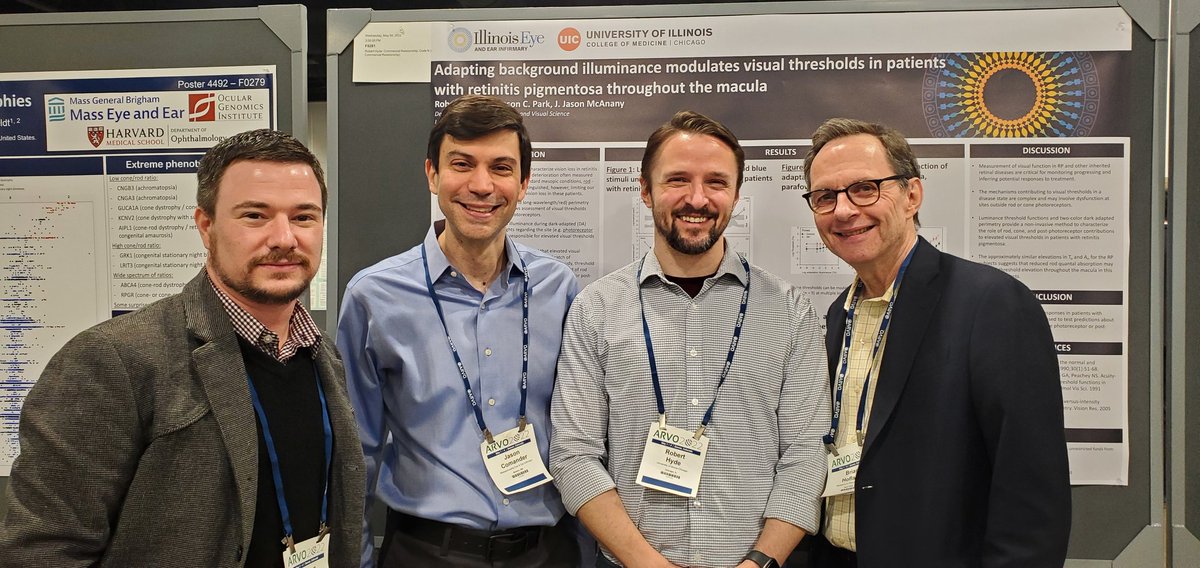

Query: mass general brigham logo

[46,97,65,122]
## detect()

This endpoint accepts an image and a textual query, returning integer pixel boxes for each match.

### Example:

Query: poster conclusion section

[423,9,1132,485]
[0,66,276,474]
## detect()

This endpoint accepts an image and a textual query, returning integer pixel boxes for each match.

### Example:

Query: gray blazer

[0,271,366,567]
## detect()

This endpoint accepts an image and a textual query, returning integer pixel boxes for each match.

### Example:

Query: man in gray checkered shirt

[549,111,831,568]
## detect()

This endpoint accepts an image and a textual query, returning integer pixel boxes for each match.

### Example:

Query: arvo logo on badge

[188,92,216,122]
[86,126,104,148]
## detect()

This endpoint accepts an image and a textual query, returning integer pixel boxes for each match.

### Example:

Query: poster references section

[0,66,276,475]
[426,10,1132,485]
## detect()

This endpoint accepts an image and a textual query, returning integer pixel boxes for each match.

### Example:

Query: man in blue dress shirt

[337,95,581,567]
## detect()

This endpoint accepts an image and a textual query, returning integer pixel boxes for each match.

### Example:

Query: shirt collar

[425,221,526,285]
[206,272,321,359]
[842,277,898,310]
[638,240,748,287]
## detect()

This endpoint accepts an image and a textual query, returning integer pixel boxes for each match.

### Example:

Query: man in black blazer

[798,118,1071,568]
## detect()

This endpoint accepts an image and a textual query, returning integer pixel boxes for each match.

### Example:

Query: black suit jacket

[820,237,1071,568]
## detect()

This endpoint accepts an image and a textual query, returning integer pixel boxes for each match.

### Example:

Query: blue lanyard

[637,253,750,439]
[421,243,530,444]
[245,361,333,552]
[824,245,916,451]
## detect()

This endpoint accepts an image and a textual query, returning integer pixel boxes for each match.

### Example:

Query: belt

[388,510,544,561]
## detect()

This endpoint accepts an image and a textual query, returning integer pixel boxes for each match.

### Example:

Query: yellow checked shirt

[823,280,895,551]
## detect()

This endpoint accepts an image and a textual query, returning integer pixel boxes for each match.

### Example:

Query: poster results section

[409,8,1136,484]
[0,66,275,474]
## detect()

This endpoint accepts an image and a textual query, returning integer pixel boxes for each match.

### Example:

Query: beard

[657,205,724,255]
[212,246,312,306]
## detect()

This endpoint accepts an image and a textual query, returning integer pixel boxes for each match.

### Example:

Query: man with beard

[549,110,830,568]
[0,129,366,568]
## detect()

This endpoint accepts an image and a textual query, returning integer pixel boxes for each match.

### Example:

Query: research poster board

[0,65,277,475]
[355,8,1132,486]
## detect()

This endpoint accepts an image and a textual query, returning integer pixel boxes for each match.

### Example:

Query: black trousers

[805,535,857,568]
[378,511,580,568]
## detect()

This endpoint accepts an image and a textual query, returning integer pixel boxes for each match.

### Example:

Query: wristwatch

[742,549,780,568]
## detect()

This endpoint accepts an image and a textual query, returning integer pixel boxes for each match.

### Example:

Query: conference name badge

[480,423,554,495]
[283,533,330,568]
[635,422,709,498]
[820,444,862,498]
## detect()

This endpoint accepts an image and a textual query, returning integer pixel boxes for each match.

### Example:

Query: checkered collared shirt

[823,279,894,552]
[207,274,321,362]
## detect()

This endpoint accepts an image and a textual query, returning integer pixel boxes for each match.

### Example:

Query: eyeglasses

[802,174,910,214]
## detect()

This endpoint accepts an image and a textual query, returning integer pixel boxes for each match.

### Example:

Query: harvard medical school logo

[87,126,104,148]
[188,92,216,122]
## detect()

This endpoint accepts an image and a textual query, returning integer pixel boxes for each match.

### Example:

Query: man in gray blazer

[0,129,366,568]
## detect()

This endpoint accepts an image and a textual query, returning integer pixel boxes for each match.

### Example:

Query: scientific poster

[413,8,1132,484]
[0,65,276,474]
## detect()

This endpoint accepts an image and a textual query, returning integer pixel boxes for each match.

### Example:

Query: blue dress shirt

[337,225,579,567]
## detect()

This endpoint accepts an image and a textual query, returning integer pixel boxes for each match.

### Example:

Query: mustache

[252,250,310,268]
[673,205,717,218]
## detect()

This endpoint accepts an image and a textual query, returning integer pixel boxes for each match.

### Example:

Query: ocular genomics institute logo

[448,27,473,53]
[188,92,216,122]
[923,51,1100,137]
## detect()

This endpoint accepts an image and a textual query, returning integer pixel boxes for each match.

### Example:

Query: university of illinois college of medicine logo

[87,126,104,148]
[188,92,216,122]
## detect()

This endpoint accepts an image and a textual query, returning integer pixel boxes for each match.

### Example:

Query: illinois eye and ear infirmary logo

[86,126,104,148]
[188,92,216,122]
[448,27,473,52]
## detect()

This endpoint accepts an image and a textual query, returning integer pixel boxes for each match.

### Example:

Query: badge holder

[480,419,554,495]
[636,415,710,498]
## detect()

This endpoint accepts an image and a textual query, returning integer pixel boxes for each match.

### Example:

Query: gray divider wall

[327,2,1165,565]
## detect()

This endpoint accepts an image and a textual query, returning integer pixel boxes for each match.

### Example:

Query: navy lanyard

[421,243,530,444]
[245,361,333,552]
[824,245,916,452]
[637,253,750,439]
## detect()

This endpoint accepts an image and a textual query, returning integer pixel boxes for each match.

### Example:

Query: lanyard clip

[856,430,865,446]
[517,416,527,432]
[693,424,706,440]
[281,534,296,554]
[317,522,329,542]
[483,428,494,444]
[658,414,666,428]
[826,443,839,456]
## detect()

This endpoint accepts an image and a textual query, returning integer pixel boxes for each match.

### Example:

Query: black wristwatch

[742,549,780,568]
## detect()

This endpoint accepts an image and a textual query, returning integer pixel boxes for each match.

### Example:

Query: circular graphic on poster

[922,51,1101,137]
[448,27,473,53]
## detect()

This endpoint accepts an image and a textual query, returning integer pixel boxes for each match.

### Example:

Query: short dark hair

[804,117,921,224]
[196,129,326,216]
[427,95,532,183]
[641,110,745,189]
